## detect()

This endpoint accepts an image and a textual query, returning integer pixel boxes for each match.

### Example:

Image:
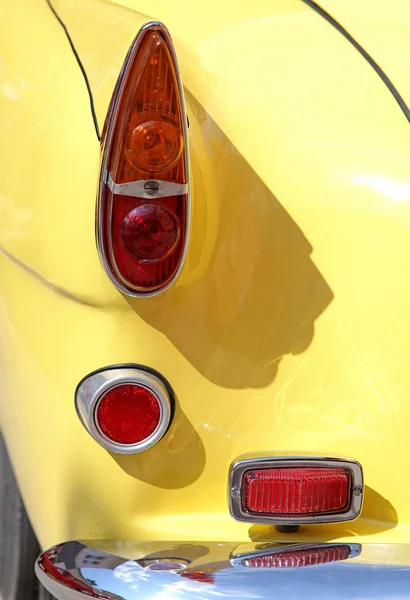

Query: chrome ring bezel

[75,367,171,454]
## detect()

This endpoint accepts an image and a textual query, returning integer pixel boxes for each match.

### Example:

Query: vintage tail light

[97,22,189,296]
[75,365,173,454]
[229,457,363,525]
[231,543,361,569]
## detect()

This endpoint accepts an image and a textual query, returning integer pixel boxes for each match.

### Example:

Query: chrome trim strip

[107,173,188,199]
[37,540,410,600]
[96,21,191,298]
[75,366,171,454]
[229,455,364,525]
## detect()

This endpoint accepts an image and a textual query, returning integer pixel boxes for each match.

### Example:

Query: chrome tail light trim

[228,455,364,525]
[107,173,188,199]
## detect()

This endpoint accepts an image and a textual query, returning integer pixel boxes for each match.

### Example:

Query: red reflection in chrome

[181,571,215,584]
[38,549,111,598]
[242,545,351,568]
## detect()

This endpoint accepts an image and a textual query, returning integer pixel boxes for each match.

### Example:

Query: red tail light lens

[120,203,181,261]
[95,383,161,445]
[242,545,352,568]
[243,468,351,516]
[229,458,363,524]
[97,23,189,296]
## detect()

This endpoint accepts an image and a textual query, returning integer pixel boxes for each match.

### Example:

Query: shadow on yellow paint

[128,97,333,390]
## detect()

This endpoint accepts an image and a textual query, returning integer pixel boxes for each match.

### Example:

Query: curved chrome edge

[107,173,188,199]
[35,540,410,600]
[75,366,172,454]
[228,455,364,525]
[96,20,191,299]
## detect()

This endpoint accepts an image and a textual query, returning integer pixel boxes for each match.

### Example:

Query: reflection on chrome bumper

[35,540,410,600]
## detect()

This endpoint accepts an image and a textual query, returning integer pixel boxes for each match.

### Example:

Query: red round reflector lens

[126,119,182,172]
[96,384,161,444]
[121,203,181,262]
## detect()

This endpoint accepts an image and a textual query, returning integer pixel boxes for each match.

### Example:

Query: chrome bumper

[35,540,410,599]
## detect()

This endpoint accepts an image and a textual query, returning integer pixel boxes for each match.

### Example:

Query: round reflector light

[75,366,172,454]
[95,384,161,445]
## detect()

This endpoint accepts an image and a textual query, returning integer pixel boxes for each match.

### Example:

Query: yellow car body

[1,0,410,556]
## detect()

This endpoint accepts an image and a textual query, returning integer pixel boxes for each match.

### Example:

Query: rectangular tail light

[244,467,351,515]
[229,456,363,525]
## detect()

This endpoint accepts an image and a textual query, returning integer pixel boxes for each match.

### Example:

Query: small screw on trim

[231,486,240,498]
[353,485,363,496]
[144,180,160,196]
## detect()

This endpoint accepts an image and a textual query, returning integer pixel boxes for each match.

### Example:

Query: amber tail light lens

[97,22,189,296]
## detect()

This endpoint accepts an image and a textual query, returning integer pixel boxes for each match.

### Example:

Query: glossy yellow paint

[319,0,410,108]
[1,0,410,550]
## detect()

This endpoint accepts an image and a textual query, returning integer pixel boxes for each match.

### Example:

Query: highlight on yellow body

[0,0,410,551]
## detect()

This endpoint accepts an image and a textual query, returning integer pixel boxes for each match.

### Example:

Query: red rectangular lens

[243,467,351,515]
[243,545,351,568]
